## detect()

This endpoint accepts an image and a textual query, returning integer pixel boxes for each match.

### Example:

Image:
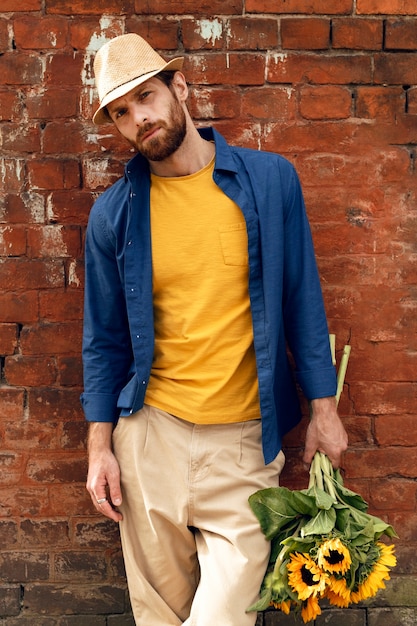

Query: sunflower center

[301,565,316,586]
[325,549,345,565]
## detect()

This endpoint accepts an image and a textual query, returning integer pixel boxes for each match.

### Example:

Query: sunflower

[350,542,396,603]
[317,537,352,574]
[271,599,291,614]
[326,575,352,606]
[287,552,328,601]
[301,595,321,623]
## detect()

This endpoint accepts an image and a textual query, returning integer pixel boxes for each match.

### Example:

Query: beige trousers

[112,405,285,626]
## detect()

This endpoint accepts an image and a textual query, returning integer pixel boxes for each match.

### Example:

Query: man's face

[107,76,187,162]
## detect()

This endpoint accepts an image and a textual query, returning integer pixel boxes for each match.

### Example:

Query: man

[82,33,348,626]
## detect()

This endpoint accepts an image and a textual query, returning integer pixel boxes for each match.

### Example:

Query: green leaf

[303,486,336,510]
[334,482,369,511]
[301,507,337,537]
[249,487,316,540]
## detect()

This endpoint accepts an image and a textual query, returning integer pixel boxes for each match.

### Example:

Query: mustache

[137,121,166,142]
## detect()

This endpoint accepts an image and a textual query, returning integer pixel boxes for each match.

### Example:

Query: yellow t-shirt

[145,156,260,423]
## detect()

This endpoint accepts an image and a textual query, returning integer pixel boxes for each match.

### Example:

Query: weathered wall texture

[1,1,416,624]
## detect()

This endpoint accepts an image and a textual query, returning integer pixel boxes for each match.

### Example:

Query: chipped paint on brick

[195,19,223,46]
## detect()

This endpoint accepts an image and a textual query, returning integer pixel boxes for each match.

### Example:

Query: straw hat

[92,33,184,125]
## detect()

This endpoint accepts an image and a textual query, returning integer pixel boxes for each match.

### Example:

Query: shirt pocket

[218,222,249,266]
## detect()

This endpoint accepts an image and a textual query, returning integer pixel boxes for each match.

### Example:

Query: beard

[133,94,187,162]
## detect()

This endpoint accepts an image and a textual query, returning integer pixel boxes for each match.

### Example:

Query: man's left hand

[303,396,348,469]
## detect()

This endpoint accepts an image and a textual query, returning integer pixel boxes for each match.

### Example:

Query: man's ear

[171,71,189,102]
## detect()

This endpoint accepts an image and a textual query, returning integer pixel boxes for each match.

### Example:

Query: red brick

[39,290,83,322]
[0,324,18,355]
[28,388,84,421]
[182,18,224,50]
[281,18,330,50]
[26,454,87,484]
[48,484,94,516]
[69,17,125,49]
[267,53,372,85]
[375,415,417,446]
[211,120,261,149]
[14,16,68,49]
[0,292,39,324]
[247,0,352,12]
[356,86,405,119]
[44,53,85,86]
[4,355,58,387]
[357,0,417,15]
[374,53,417,84]
[227,17,278,50]
[47,0,132,13]
[27,159,80,191]
[299,85,352,119]
[388,512,417,541]
[82,158,124,191]
[242,86,296,120]
[47,190,94,225]
[61,420,89,450]
[186,53,265,85]
[24,582,126,616]
[0,225,27,256]
[189,87,241,120]
[351,382,417,415]
[0,90,22,122]
[0,53,43,85]
[25,88,78,120]
[385,18,417,50]
[58,356,83,386]
[20,322,82,355]
[73,519,120,548]
[0,551,49,581]
[0,259,65,290]
[0,387,25,420]
[1,191,45,225]
[20,519,70,549]
[3,419,59,450]
[42,121,96,154]
[1,158,26,193]
[0,19,8,52]
[407,86,417,114]
[126,17,180,50]
[54,551,107,582]
[0,520,18,549]
[0,451,25,485]
[0,486,49,517]
[345,446,417,479]
[27,225,82,259]
[135,0,241,14]
[1,123,41,153]
[0,0,40,9]
[332,17,383,49]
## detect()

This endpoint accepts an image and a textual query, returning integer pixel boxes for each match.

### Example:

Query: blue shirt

[81,127,337,464]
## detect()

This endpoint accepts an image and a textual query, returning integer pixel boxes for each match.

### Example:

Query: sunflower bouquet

[248,338,397,623]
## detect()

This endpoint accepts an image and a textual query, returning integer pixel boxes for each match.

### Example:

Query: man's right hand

[86,422,123,522]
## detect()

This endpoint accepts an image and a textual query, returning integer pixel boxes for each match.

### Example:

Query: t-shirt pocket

[218,222,249,266]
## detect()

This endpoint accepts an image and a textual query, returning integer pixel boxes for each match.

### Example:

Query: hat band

[101,69,159,102]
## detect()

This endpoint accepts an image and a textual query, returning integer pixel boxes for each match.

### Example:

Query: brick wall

[1,1,416,624]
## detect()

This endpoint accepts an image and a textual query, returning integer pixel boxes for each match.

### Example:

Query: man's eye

[115,109,126,119]
[139,91,151,100]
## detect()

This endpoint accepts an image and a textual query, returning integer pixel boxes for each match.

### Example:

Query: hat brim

[92,56,184,125]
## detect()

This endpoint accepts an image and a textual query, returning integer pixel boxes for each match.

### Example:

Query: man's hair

[154,70,177,89]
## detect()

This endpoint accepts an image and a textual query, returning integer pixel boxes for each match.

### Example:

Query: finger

[94,495,123,522]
